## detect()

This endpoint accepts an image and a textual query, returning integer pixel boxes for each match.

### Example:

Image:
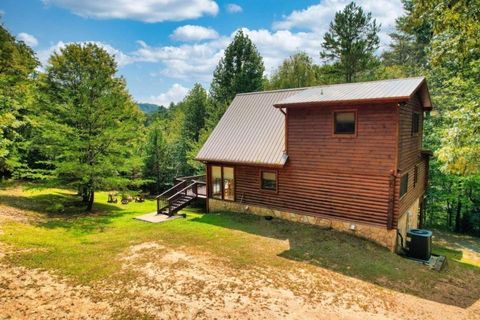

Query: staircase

[156,175,206,216]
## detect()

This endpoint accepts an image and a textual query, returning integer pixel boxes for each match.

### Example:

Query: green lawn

[1,183,480,307]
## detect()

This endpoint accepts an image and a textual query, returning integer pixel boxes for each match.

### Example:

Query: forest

[1,0,478,234]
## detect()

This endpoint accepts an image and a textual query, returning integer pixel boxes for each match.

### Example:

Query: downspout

[387,170,396,229]
[279,107,288,155]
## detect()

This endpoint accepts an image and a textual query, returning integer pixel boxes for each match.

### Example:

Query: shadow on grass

[0,192,130,234]
[191,211,480,309]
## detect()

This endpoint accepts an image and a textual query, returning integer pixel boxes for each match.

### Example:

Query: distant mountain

[137,103,164,113]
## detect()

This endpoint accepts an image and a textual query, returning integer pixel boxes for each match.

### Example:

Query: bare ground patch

[0,262,112,319]
[97,241,480,320]
[1,240,480,319]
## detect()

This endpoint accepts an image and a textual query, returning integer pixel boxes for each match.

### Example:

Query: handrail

[176,174,205,181]
[156,176,206,215]
[167,182,197,201]
[156,180,188,199]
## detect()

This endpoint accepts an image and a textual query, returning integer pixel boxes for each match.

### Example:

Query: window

[334,111,356,135]
[413,165,419,188]
[412,112,420,135]
[261,171,277,191]
[223,167,235,201]
[211,166,222,199]
[210,165,235,201]
[400,173,409,198]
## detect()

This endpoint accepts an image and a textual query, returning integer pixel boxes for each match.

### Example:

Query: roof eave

[273,96,410,108]
[195,157,287,168]
[409,78,433,110]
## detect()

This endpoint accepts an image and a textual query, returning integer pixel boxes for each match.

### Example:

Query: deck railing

[156,175,206,214]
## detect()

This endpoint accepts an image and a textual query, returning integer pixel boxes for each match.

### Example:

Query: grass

[1,183,480,307]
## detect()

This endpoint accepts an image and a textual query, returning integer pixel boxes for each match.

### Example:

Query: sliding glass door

[210,165,235,201]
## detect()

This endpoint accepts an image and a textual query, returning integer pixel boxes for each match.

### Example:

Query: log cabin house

[195,77,432,251]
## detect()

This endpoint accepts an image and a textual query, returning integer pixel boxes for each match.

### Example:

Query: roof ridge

[236,87,307,96]
[236,76,425,97]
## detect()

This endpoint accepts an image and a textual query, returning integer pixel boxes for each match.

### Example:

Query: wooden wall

[398,94,424,171]
[207,97,429,229]
[395,93,428,219]
[288,104,398,175]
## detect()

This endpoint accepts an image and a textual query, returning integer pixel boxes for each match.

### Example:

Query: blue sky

[1,0,404,106]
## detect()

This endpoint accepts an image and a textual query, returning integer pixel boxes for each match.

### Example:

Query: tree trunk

[455,198,462,233]
[86,190,94,212]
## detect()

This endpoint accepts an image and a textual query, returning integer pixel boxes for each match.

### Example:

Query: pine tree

[38,43,144,211]
[320,2,380,83]
[182,83,208,143]
[209,30,264,126]
[143,122,170,194]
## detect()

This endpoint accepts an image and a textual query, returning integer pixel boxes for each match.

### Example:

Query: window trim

[209,165,235,202]
[411,111,420,136]
[332,109,358,137]
[210,165,223,200]
[400,173,409,199]
[260,170,278,193]
[222,166,235,202]
[413,165,419,188]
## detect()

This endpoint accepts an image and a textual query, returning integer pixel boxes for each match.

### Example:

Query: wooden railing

[156,175,206,215]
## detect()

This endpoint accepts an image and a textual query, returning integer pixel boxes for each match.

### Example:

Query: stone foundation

[208,199,397,251]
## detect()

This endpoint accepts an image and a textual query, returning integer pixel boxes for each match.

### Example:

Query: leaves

[36,43,144,209]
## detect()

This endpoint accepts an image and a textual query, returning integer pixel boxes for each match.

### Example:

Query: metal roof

[274,77,431,109]
[196,77,431,166]
[196,88,303,166]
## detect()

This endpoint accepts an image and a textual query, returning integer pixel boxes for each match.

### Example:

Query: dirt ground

[1,239,480,320]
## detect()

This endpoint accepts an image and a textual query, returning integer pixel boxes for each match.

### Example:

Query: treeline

[0,1,478,235]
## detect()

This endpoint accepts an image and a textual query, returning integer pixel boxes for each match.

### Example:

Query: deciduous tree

[0,24,38,178]
[39,43,144,211]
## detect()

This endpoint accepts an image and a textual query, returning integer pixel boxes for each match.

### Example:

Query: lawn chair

[107,193,118,203]
[134,194,145,203]
[121,194,133,205]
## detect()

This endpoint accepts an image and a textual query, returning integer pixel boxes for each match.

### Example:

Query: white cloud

[240,28,320,75]
[17,32,39,47]
[143,83,189,106]
[132,37,229,80]
[42,0,219,22]
[38,41,133,67]
[226,3,242,13]
[171,25,219,42]
[133,27,323,82]
[273,0,404,50]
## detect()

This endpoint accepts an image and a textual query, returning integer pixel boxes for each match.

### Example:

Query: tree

[182,84,208,143]
[209,30,264,126]
[143,122,171,194]
[268,52,319,89]
[320,2,380,83]
[38,43,144,211]
[393,0,480,234]
[381,0,432,75]
[0,24,38,179]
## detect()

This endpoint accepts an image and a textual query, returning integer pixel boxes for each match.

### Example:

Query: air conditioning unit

[406,229,432,261]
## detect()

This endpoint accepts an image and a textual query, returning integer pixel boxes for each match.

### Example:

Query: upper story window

[412,112,420,135]
[400,173,409,198]
[334,111,356,135]
[261,171,277,191]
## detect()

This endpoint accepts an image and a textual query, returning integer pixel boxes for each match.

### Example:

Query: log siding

[205,95,429,230]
